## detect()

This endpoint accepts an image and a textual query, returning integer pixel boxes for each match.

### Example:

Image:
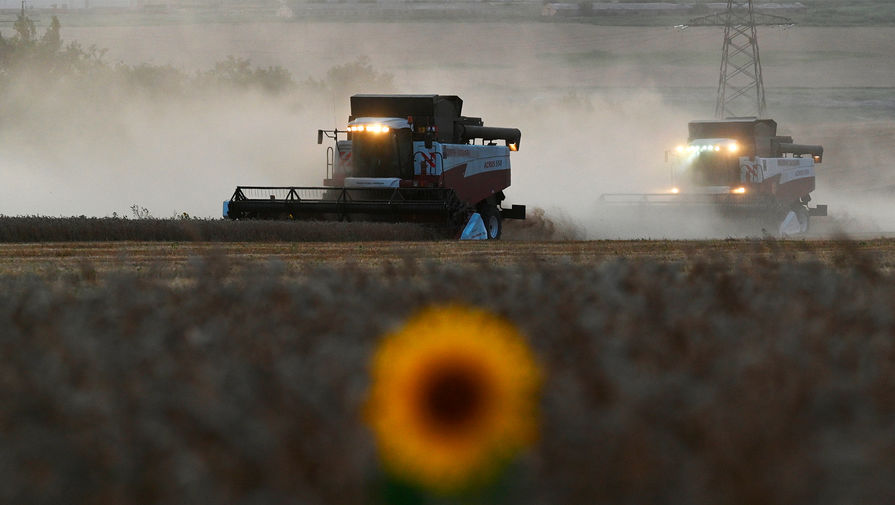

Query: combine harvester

[602,118,827,236]
[601,0,829,237]
[224,94,525,239]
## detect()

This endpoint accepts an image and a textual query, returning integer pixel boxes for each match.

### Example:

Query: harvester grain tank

[602,118,827,236]
[224,94,525,239]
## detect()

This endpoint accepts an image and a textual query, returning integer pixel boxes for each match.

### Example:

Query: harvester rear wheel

[480,204,502,240]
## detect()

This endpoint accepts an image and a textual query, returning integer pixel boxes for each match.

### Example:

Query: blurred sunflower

[366,305,541,493]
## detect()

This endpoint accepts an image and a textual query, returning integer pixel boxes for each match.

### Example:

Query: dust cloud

[788,121,895,237]
[0,78,328,218]
[460,90,729,239]
[1,21,892,239]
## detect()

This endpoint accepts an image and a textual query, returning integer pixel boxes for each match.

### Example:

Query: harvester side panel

[441,144,511,206]
[740,157,816,205]
[412,141,444,178]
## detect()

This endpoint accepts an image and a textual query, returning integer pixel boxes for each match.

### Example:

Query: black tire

[479,204,502,240]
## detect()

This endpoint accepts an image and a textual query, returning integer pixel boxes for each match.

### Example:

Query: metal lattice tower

[683,1,793,119]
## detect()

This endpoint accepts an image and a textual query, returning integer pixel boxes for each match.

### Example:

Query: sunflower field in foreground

[1,250,894,505]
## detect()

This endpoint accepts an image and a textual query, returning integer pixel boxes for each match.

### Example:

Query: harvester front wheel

[480,203,502,240]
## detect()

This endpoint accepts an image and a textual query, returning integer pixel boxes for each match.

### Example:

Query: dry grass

[3,238,895,279]
[1,242,895,504]
[0,211,582,244]
[0,217,441,243]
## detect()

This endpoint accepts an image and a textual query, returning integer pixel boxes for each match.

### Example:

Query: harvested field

[4,238,895,279]
[2,242,895,504]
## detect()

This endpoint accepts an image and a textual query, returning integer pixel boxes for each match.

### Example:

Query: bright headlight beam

[348,124,391,133]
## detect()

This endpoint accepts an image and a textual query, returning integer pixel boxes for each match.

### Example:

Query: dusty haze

[1,21,893,238]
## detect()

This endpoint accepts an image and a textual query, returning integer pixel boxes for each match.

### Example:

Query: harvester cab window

[687,141,741,187]
[352,129,413,179]
[692,151,736,186]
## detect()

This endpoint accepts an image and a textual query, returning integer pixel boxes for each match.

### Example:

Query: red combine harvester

[224,94,525,239]
[602,118,827,236]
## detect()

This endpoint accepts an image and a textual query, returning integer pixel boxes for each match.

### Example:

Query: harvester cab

[342,117,414,182]
[226,94,526,239]
[669,138,744,192]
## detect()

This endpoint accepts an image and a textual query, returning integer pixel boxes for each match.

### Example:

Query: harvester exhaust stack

[458,125,522,150]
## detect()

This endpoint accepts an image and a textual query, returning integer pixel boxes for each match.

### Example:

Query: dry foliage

[0,217,441,242]
[0,214,580,242]
[2,248,894,504]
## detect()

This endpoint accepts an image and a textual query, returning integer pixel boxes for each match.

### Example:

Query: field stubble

[7,236,895,280]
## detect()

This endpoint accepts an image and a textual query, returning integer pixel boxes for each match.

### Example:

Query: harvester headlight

[348,124,389,133]
[731,186,746,194]
[675,145,685,154]
[714,145,721,151]
[728,143,739,153]
[670,187,680,194]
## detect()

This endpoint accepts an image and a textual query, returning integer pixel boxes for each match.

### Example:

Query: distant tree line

[0,12,394,97]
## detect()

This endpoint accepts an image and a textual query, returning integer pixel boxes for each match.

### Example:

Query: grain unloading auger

[224,94,525,239]
[600,118,827,236]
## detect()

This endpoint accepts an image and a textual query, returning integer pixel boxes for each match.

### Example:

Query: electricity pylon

[682,1,793,119]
